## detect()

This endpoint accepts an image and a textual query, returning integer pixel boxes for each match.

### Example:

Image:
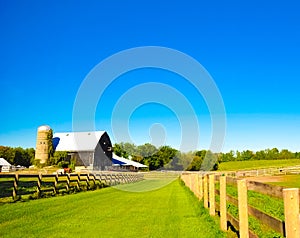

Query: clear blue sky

[1,0,300,152]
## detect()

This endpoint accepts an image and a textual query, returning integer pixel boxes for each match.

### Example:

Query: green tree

[239,150,255,161]
[113,142,136,158]
[255,150,267,160]
[279,149,294,160]
[48,129,54,160]
[0,146,15,164]
[186,155,203,171]
[49,151,68,165]
[137,143,157,158]
[218,150,235,163]
[200,150,218,171]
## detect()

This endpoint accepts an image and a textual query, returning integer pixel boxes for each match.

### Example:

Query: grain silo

[35,125,52,164]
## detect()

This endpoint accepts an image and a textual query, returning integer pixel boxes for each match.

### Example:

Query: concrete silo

[35,125,52,164]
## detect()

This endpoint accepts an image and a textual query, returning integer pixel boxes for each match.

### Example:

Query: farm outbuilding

[112,153,147,171]
[53,131,113,171]
[0,158,12,172]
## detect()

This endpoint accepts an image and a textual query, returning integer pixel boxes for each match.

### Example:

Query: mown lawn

[0,179,226,238]
[218,159,300,171]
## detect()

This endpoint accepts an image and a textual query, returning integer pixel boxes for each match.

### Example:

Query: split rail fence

[0,172,143,201]
[181,172,300,238]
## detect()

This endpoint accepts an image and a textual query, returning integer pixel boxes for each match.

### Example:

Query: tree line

[114,143,300,171]
[1,143,300,171]
[0,146,35,167]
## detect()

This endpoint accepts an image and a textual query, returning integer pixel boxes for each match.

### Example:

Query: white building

[112,153,148,171]
[53,131,113,170]
[0,158,12,172]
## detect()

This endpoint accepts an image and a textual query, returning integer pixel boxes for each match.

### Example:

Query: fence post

[13,174,19,200]
[237,179,249,238]
[195,174,199,197]
[77,174,81,190]
[209,174,215,216]
[54,174,59,193]
[283,188,300,238]
[188,174,192,190]
[203,175,208,208]
[86,174,90,189]
[66,174,70,191]
[37,173,42,197]
[198,175,203,200]
[220,176,227,231]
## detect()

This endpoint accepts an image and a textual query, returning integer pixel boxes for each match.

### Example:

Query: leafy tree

[0,146,15,164]
[265,148,279,160]
[49,151,68,165]
[164,153,184,171]
[186,155,203,171]
[48,129,54,159]
[218,150,235,162]
[279,149,294,160]
[0,146,35,167]
[238,150,255,161]
[177,152,195,171]
[137,143,157,158]
[200,150,219,171]
[113,142,136,158]
[255,150,267,160]
[156,146,178,166]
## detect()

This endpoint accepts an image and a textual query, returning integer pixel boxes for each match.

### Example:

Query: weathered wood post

[195,173,199,197]
[209,174,215,216]
[198,175,203,200]
[193,174,197,194]
[13,174,19,200]
[76,174,81,190]
[37,173,42,197]
[203,175,208,208]
[66,174,70,191]
[92,174,96,187]
[109,174,113,186]
[86,174,90,189]
[283,188,300,238]
[54,174,59,193]
[237,179,249,238]
[220,176,227,231]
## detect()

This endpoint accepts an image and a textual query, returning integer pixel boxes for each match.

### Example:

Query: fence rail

[226,165,300,178]
[181,172,300,238]
[0,172,143,201]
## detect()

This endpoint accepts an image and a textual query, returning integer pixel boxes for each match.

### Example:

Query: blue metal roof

[112,158,126,165]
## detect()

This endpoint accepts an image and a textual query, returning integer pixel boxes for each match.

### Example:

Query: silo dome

[38,125,51,131]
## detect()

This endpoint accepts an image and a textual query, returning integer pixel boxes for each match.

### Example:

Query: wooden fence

[181,172,300,238]
[226,165,300,178]
[0,172,144,201]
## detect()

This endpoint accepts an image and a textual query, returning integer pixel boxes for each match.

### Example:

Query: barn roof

[0,158,11,166]
[112,153,148,168]
[53,131,106,152]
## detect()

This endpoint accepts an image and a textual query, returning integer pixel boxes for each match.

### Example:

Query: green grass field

[0,179,226,238]
[214,183,284,238]
[266,174,300,188]
[218,159,300,171]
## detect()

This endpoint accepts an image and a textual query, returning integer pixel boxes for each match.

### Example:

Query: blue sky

[1,0,300,152]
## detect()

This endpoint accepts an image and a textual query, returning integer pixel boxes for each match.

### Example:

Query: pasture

[250,174,300,188]
[218,159,300,171]
[0,179,226,238]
